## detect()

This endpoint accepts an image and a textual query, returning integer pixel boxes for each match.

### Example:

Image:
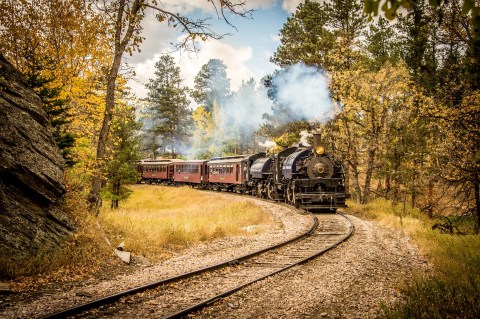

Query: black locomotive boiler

[249,134,347,211]
[281,135,347,210]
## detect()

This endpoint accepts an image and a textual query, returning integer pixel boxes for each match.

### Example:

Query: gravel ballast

[191,214,429,319]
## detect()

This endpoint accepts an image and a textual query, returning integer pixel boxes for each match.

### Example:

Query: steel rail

[39,210,318,319]
[160,213,354,319]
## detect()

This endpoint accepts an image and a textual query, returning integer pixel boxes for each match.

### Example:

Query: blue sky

[128,0,303,99]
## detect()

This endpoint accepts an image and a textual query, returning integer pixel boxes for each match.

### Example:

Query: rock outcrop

[0,55,73,269]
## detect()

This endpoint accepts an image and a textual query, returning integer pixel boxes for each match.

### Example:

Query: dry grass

[98,185,273,261]
[347,198,427,237]
[346,198,480,318]
[2,185,272,280]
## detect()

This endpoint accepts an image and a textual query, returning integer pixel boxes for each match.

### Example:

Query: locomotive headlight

[315,146,325,155]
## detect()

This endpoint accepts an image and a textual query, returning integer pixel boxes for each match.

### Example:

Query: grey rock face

[0,55,73,267]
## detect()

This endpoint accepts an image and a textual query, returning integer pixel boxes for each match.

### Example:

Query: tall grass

[98,185,273,260]
[347,199,480,318]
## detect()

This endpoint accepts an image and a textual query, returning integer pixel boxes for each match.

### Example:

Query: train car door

[243,162,247,182]
[203,163,208,182]
[235,164,239,182]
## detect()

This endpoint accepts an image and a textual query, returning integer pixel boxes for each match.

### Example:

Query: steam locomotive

[137,134,347,211]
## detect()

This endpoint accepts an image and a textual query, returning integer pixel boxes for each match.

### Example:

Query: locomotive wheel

[257,184,263,198]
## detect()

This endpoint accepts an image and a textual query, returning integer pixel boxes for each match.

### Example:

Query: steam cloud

[188,63,332,158]
[273,63,332,122]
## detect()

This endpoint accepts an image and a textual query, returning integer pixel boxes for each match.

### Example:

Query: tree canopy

[192,59,231,113]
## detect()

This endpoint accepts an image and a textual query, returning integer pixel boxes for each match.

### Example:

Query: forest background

[0,0,479,232]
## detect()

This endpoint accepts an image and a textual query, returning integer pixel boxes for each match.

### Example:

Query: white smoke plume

[298,130,312,147]
[188,63,333,158]
[258,140,278,148]
[272,63,332,122]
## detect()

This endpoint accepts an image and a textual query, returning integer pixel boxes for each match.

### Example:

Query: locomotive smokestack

[313,133,321,149]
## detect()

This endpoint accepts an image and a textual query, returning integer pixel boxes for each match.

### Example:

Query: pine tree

[191,59,231,113]
[272,0,367,70]
[144,55,191,158]
[271,0,334,68]
[364,17,401,70]
[324,0,367,41]
[103,103,141,209]
[23,55,76,166]
[89,0,251,212]
[396,0,438,95]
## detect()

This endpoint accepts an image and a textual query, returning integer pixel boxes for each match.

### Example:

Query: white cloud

[176,38,253,90]
[129,38,254,99]
[157,0,276,14]
[125,13,177,64]
[128,0,275,64]
[243,0,277,9]
[126,0,284,98]
[281,0,323,13]
[281,0,304,13]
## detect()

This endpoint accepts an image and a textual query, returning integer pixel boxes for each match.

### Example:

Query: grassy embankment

[2,185,272,279]
[98,185,272,260]
[347,199,480,319]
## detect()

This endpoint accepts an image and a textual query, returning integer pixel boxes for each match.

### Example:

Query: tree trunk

[474,171,480,234]
[427,179,434,218]
[392,153,401,205]
[362,149,375,204]
[411,188,416,208]
[385,175,391,200]
[111,181,120,209]
[88,0,142,214]
[349,162,362,203]
[89,59,121,212]
[343,161,350,196]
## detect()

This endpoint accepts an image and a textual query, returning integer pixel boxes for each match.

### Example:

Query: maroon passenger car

[173,160,209,185]
[207,154,265,192]
[137,159,178,183]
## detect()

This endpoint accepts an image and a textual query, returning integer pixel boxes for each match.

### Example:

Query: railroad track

[39,209,353,319]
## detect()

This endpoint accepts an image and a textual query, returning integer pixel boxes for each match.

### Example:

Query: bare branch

[144,2,236,52]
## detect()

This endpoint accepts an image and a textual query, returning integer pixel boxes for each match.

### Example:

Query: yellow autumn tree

[191,99,226,159]
[427,90,480,229]
[191,106,214,159]
[331,62,432,204]
[0,0,111,194]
